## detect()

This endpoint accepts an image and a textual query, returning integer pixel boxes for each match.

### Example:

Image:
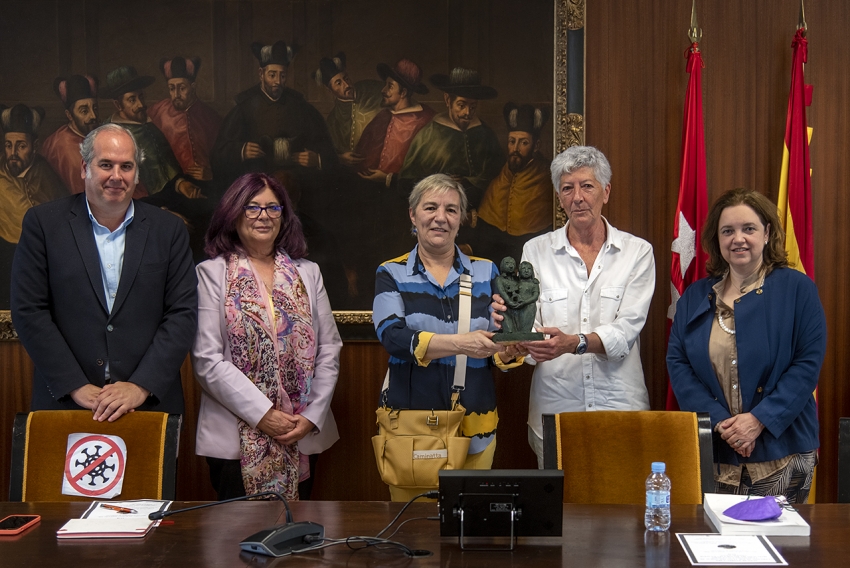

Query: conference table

[1,500,849,566]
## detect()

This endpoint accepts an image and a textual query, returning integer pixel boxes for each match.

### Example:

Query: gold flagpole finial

[798,0,807,32]
[688,0,703,44]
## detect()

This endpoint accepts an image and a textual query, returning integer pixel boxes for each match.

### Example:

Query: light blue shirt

[86,199,135,313]
[86,199,134,383]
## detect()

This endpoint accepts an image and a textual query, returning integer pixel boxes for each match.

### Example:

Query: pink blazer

[192,256,342,459]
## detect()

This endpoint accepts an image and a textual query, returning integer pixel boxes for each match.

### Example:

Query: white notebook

[703,493,810,536]
[56,517,156,539]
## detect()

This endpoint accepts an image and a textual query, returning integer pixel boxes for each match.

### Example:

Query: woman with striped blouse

[373,173,513,502]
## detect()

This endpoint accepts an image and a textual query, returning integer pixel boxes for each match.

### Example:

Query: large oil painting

[0,0,584,339]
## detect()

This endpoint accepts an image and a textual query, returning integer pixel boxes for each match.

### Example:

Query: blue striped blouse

[373,245,500,454]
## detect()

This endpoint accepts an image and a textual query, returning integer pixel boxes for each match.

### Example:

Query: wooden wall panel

[587,0,850,502]
[0,342,34,500]
[2,340,535,501]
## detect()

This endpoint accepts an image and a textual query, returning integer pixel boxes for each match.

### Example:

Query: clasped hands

[257,408,315,446]
[71,382,150,423]
[716,412,765,457]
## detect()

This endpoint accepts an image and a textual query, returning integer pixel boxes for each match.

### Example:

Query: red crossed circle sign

[64,434,126,497]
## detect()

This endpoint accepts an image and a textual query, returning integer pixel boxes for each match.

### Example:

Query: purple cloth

[723,497,782,521]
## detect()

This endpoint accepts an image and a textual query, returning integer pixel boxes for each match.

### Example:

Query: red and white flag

[666,41,708,410]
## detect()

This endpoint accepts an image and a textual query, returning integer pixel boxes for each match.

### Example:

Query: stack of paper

[56,499,171,540]
[57,517,156,539]
[702,494,810,536]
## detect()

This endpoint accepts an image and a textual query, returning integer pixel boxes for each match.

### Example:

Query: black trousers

[206,453,320,501]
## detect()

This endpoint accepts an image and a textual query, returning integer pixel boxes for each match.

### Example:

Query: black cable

[293,535,417,557]
[293,492,439,559]
[384,516,439,540]
[375,490,439,538]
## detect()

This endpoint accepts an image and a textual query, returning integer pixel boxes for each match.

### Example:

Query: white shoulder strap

[453,273,473,391]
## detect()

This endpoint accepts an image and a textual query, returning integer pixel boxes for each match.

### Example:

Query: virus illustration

[75,445,116,486]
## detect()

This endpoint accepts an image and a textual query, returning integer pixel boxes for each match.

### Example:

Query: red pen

[100,504,137,514]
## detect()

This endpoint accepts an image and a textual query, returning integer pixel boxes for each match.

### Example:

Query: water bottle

[644,461,671,531]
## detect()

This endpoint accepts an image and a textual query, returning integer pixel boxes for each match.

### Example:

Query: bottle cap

[651,462,666,473]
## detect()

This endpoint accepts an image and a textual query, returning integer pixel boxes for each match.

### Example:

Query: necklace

[717,312,736,335]
[718,269,766,336]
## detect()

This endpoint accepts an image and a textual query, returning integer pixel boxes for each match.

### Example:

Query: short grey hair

[79,123,145,173]
[550,145,612,194]
[408,173,469,222]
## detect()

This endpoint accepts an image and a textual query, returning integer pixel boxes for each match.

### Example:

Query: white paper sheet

[81,499,171,520]
[676,533,788,566]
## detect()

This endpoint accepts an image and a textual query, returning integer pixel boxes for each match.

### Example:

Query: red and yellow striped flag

[776,28,814,280]
[777,26,817,504]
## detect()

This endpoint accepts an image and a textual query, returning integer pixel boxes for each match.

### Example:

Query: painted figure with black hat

[103,65,203,200]
[341,59,437,300]
[0,104,67,245]
[314,52,383,168]
[400,67,504,210]
[0,103,67,307]
[211,40,337,189]
[148,56,222,181]
[40,75,100,195]
[473,103,553,262]
[354,58,436,184]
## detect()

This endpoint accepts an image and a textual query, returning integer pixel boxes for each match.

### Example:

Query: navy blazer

[11,194,198,414]
[667,267,825,465]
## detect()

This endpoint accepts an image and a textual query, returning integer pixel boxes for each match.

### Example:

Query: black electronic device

[239,521,325,557]
[438,469,564,550]
[149,491,324,558]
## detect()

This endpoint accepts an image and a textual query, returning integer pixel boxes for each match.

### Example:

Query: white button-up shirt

[522,217,654,437]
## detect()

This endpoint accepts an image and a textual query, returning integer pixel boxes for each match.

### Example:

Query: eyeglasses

[243,205,283,219]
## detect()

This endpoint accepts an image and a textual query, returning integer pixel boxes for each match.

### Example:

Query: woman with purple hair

[192,172,342,501]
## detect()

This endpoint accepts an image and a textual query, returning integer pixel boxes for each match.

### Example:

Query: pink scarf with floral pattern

[225,251,315,500]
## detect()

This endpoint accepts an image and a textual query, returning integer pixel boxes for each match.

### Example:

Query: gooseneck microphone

[148,491,293,522]
[150,491,324,557]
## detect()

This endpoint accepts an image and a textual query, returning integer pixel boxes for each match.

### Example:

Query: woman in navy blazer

[667,188,825,503]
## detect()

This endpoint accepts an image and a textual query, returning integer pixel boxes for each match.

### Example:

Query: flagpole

[665,0,708,411]
[688,0,702,44]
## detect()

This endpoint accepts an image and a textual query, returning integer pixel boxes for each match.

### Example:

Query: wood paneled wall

[586,0,850,502]
[0,341,536,501]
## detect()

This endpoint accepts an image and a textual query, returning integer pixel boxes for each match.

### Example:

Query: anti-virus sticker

[62,433,127,498]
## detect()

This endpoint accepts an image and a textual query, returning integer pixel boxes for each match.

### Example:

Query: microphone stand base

[240,521,325,557]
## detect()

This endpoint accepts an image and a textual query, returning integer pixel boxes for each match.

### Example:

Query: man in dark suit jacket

[11,123,197,420]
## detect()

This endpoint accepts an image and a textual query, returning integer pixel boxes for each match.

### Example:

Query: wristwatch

[574,333,588,355]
